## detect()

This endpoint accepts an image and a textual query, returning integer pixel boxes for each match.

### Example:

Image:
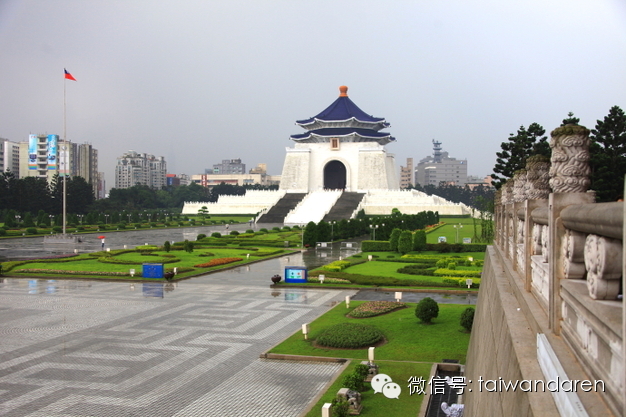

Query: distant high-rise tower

[415,140,467,186]
[115,151,166,189]
[400,157,413,188]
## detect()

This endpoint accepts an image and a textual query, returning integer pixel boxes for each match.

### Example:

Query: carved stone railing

[492,124,624,415]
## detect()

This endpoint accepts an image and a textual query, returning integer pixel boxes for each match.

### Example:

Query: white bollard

[106,248,110,252]
[368,346,375,362]
[466,278,473,289]
[302,323,309,340]
[319,274,325,284]
[368,255,373,261]
[321,403,332,417]
[130,269,135,277]
[345,295,350,308]
[124,245,128,249]
[395,291,403,302]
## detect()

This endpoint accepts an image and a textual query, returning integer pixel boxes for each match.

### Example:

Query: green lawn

[3,247,291,279]
[427,216,478,244]
[269,300,471,363]
[304,360,431,417]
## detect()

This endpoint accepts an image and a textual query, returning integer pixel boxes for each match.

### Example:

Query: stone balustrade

[491,124,624,415]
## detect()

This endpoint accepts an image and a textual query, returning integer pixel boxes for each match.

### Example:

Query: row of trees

[492,106,626,202]
[409,183,494,212]
[301,210,440,246]
[0,172,94,215]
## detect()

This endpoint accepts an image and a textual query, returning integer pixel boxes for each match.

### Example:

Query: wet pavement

[0,229,476,416]
[0,250,357,417]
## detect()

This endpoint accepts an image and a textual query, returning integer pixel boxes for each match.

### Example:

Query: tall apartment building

[206,159,246,175]
[115,150,167,189]
[0,139,20,174]
[399,157,413,188]
[415,140,468,186]
[18,135,101,196]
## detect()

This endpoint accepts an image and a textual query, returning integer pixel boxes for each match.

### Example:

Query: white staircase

[283,190,342,225]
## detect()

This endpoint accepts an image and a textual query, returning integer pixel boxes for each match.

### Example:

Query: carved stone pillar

[548,125,591,193]
[525,155,551,200]
[513,170,527,203]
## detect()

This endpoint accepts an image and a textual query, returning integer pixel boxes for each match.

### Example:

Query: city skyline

[0,1,624,190]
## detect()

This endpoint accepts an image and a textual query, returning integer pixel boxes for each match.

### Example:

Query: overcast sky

[1,0,625,190]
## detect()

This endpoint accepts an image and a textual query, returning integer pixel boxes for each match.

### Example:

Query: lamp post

[331,221,335,242]
[454,223,463,243]
[301,224,305,249]
[77,214,83,225]
[104,214,109,224]
[370,224,379,241]
[49,214,54,227]
[15,215,21,226]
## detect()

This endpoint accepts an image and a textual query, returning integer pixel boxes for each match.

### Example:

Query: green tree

[163,241,171,252]
[589,106,626,202]
[303,221,317,247]
[415,297,439,324]
[412,230,427,252]
[460,307,475,332]
[492,123,549,189]
[316,220,331,242]
[561,111,580,126]
[389,228,402,251]
[198,206,209,220]
[397,230,413,254]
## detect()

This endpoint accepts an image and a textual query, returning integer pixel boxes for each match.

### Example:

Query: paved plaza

[0,253,356,417]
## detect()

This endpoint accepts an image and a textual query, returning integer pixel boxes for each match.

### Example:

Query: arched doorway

[324,160,346,190]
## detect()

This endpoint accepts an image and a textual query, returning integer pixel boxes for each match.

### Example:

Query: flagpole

[62,76,67,235]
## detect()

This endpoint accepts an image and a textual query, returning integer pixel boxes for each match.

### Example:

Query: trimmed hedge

[316,323,384,348]
[396,265,437,276]
[443,277,481,288]
[361,240,391,252]
[308,269,458,288]
[434,268,482,278]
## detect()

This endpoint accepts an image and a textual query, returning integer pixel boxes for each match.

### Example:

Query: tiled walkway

[0,256,356,416]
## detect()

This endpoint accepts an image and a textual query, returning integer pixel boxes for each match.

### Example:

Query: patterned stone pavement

[0,256,356,417]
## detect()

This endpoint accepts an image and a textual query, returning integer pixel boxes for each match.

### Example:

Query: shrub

[0,228,6,236]
[434,269,481,278]
[396,265,436,276]
[211,232,222,238]
[354,364,370,380]
[447,262,457,270]
[197,234,206,240]
[342,373,365,392]
[183,240,194,253]
[282,226,291,231]
[397,230,413,254]
[259,228,268,232]
[361,240,391,252]
[246,229,254,234]
[272,227,280,231]
[413,230,427,251]
[389,228,401,251]
[25,227,37,235]
[53,226,62,233]
[461,307,475,332]
[415,297,439,324]
[316,323,384,348]
[331,395,350,417]
[163,241,171,252]
[230,230,240,236]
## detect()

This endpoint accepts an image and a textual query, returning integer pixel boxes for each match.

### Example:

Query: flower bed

[193,257,243,268]
[348,301,407,318]
[316,322,385,349]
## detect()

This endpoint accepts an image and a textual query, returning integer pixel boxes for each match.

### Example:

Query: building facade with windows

[115,150,167,189]
[206,159,246,175]
[1,139,20,174]
[414,140,468,186]
[399,157,413,188]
